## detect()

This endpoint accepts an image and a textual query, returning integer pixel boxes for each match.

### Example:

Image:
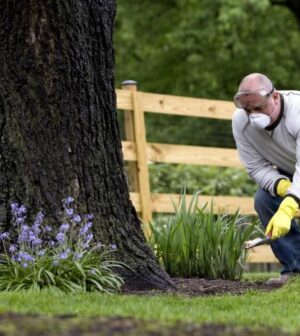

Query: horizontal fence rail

[117,90,234,119]
[122,141,243,167]
[129,192,255,214]
[117,84,279,264]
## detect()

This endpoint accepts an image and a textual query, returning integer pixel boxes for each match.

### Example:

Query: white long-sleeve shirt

[232,90,300,200]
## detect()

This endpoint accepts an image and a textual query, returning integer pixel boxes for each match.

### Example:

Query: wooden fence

[117,80,278,264]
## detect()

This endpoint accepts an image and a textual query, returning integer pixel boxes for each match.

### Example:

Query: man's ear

[273,91,280,103]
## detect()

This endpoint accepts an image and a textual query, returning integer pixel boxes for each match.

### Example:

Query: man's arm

[265,115,300,240]
[232,112,287,195]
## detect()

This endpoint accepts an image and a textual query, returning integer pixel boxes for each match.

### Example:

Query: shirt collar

[265,94,284,131]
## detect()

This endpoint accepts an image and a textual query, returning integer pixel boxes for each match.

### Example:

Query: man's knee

[254,188,281,219]
[254,188,271,213]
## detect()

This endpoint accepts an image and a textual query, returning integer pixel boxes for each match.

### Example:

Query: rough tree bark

[0,0,174,290]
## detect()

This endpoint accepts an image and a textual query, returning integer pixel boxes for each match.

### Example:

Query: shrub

[149,189,259,280]
[149,163,256,196]
[0,197,124,293]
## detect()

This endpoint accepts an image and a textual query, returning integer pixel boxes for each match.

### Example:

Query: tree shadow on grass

[0,313,292,336]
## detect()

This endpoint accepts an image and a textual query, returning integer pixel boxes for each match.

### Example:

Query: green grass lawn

[0,273,298,333]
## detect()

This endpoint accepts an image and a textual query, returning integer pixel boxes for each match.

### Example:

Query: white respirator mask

[249,113,271,129]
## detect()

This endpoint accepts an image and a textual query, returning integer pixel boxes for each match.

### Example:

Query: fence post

[122,80,152,237]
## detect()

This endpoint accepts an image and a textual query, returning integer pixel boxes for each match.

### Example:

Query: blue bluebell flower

[73,215,81,223]
[17,251,35,263]
[59,249,70,260]
[33,211,44,227]
[31,237,42,246]
[85,233,93,243]
[0,232,9,240]
[74,252,83,260]
[9,245,17,253]
[59,223,70,232]
[15,217,26,225]
[79,222,93,236]
[65,208,74,216]
[63,196,74,206]
[10,203,19,213]
[18,225,29,242]
[55,232,65,243]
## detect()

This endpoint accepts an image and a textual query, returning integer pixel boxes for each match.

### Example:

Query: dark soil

[123,276,275,296]
[0,278,288,336]
[170,276,275,295]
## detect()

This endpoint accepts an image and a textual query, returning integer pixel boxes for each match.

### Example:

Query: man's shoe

[266,273,293,287]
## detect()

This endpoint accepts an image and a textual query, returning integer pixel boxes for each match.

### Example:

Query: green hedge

[149,163,256,197]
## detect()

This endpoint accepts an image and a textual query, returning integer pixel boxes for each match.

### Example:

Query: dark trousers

[254,188,300,274]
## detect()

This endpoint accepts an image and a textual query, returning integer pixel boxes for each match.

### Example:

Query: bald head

[238,73,273,92]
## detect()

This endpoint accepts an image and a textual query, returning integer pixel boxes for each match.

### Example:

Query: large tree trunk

[0,0,173,290]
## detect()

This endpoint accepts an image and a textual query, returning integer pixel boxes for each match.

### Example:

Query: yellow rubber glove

[276,179,292,197]
[265,196,299,239]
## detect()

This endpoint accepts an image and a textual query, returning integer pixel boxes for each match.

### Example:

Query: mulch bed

[170,277,274,296]
[122,276,277,296]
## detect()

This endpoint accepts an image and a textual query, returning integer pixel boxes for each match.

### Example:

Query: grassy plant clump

[0,197,124,293]
[149,189,259,280]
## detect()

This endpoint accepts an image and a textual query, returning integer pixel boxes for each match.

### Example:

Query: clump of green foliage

[149,164,256,196]
[149,189,259,280]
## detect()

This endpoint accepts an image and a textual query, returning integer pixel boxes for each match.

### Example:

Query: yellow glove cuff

[276,179,292,198]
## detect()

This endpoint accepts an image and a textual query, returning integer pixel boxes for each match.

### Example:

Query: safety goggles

[233,87,274,109]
